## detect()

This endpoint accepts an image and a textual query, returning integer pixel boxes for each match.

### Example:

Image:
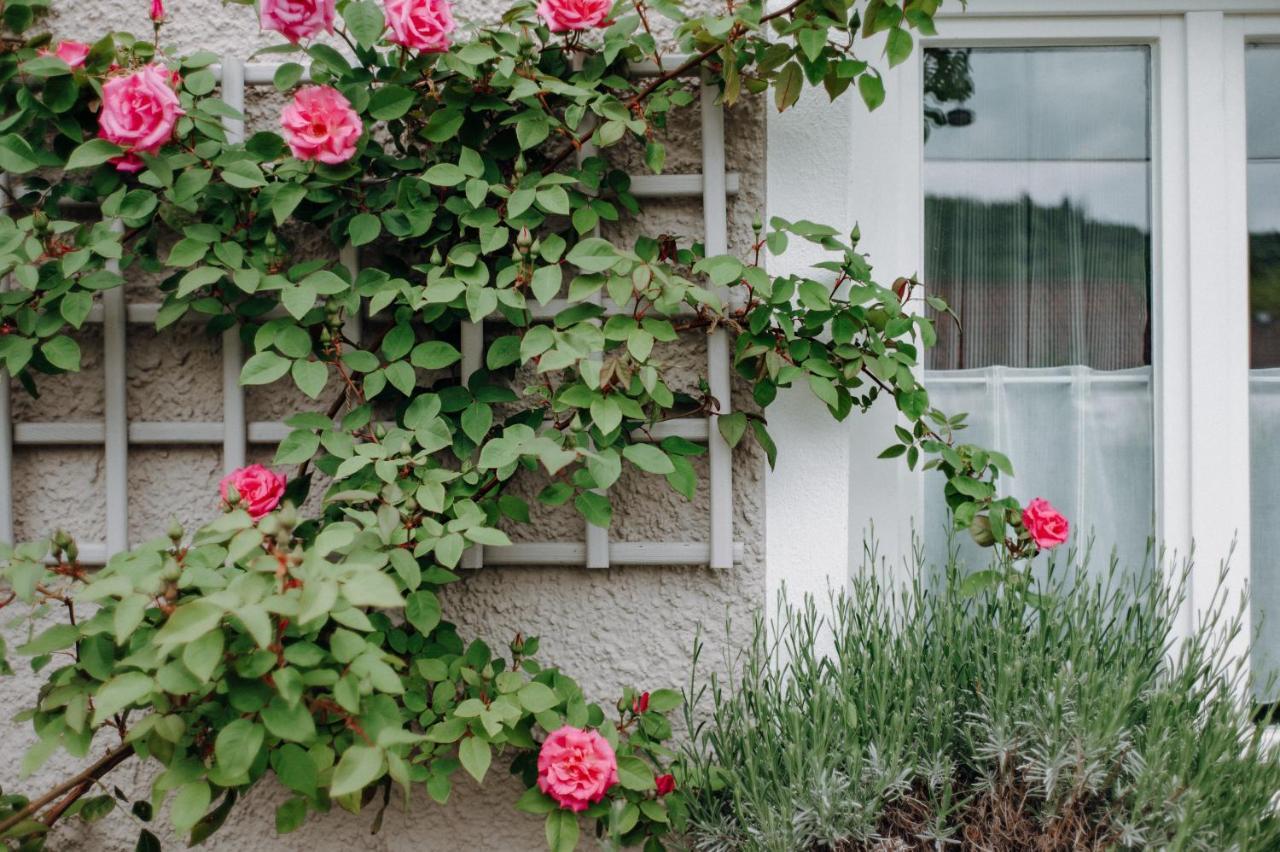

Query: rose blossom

[149,0,165,23]
[536,726,618,812]
[1022,497,1069,550]
[536,0,611,33]
[97,64,183,173]
[281,85,362,164]
[384,0,456,53]
[655,774,676,796]
[260,0,334,43]
[220,464,287,520]
[40,40,91,69]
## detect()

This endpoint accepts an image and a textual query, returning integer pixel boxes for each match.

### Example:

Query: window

[1247,44,1280,697]
[921,46,1155,571]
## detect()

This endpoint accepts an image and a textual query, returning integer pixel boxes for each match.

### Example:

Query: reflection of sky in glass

[925,47,1151,230]
[1248,47,1280,233]
[924,48,1150,161]
[925,161,1149,229]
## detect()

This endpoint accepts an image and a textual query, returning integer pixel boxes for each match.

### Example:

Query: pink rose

[536,726,618,812]
[220,464,287,520]
[260,0,335,43]
[149,0,165,22]
[97,64,183,173]
[384,0,456,53]
[536,0,611,33]
[1022,497,1069,550]
[281,85,362,165]
[39,40,91,69]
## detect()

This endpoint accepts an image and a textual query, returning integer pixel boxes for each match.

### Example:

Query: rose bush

[0,0,1066,848]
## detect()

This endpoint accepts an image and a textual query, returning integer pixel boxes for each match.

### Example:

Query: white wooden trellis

[2,55,743,570]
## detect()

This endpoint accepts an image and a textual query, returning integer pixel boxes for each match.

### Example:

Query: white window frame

[766,1,1277,669]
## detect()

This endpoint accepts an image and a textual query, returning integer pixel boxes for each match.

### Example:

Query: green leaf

[574,492,612,528]
[271,184,308,225]
[273,62,304,91]
[461,401,492,443]
[566,238,618,273]
[530,264,563,305]
[798,27,827,63]
[423,163,466,187]
[775,61,803,112]
[91,672,154,726]
[241,351,291,385]
[517,682,558,713]
[405,590,441,635]
[344,0,386,48]
[166,238,208,267]
[348,213,381,247]
[221,160,267,189]
[590,397,621,434]
[458,737,491,784]
[262,696,317,744]
[154,599,224,647]
[369,85,414,120]
[616,755,655,791]
[291,359,328,399]
[886,27,914,68]
[718,411,748,448]
[177,266,224,298]
[411,340,461,370]
[329,745,384,797]
[17,623,78,656]
[622,444,674,474]
[486,335,521,370]
[0,135,39,174]
[274,744,318,797]
[858,71,886,111]
[170,782,211,833]
[66,139,124,170]
[215,719,264,779]
[515,787,557,815]
[959,568,1004,597]
[647,688,682,712]
[275,799,307,834]
[181,629,224,682]
[40,336,81,371]
[545,810,579,852]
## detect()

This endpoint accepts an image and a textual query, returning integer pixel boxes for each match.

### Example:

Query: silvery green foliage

[682,548,1280,851]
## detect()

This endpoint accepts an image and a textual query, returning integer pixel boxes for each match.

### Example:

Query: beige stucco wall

[1,1,768,849]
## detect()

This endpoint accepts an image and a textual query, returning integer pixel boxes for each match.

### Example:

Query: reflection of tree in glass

[1251,233,1280,366]
[924,48,975,141]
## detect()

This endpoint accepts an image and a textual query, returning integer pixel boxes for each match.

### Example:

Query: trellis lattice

[1,55,743,570]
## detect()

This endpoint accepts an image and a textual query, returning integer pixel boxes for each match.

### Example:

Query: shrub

[680,551,1280,851]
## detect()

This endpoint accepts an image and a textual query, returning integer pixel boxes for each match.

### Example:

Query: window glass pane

[1246,44,1280,699]
[922,47,1155,574]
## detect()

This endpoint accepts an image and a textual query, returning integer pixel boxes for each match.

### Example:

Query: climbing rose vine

[0,0,1060,848]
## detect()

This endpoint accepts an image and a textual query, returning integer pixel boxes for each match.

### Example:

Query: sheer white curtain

[924,367,1154,573]
[921,46,1155,575]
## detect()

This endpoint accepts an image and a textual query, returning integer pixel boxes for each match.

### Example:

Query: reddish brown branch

[0,743,135,836]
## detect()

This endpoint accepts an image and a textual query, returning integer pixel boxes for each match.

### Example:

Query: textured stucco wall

[1,2,768,849]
